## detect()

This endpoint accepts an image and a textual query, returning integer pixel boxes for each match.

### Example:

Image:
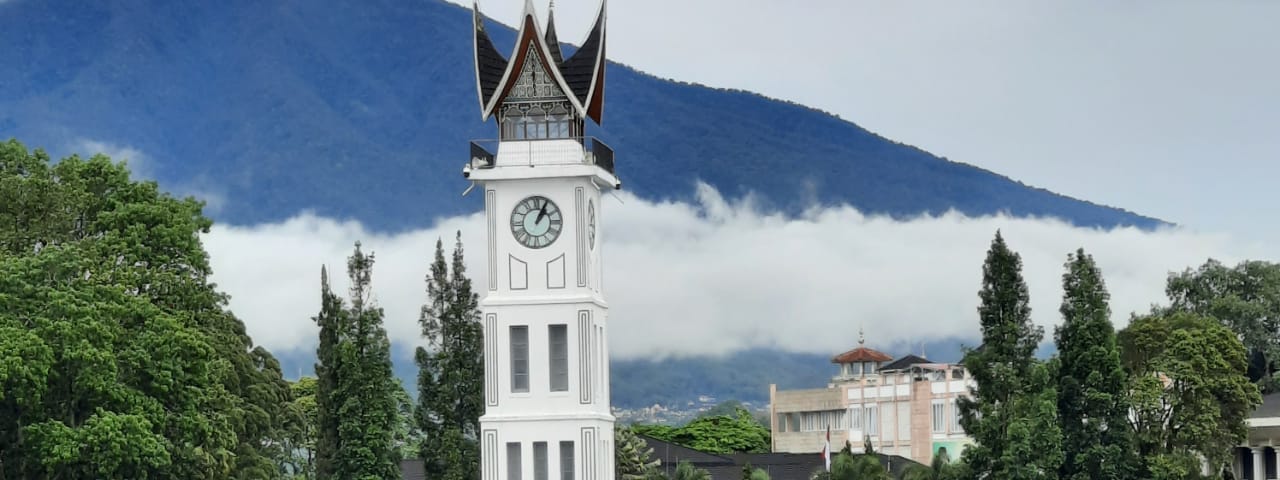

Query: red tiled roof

[831,346,892,364]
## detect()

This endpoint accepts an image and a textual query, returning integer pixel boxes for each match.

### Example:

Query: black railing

[587,138,615,175]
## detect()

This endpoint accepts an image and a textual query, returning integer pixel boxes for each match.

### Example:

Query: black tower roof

[472,0,608,124]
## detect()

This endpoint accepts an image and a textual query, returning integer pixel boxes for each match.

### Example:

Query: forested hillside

[0,0,1161,232]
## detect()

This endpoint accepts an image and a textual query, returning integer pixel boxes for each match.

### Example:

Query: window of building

[932,401,945,433]
[849,406,863,430]
[559,441,575,480]
[952,399,963,432]
[511,326,529,392]
[865,405,879,435]
[534,442,548,480]
[508,442,522,480]
[549,325,568,392]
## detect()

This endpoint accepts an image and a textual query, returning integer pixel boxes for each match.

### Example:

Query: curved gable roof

[472,0,607,124]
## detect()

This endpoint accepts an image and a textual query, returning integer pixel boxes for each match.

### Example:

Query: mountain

[1,0,1150,412]
[0,0,1162,232]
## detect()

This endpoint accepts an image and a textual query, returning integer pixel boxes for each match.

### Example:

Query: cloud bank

[204,184,1270,361]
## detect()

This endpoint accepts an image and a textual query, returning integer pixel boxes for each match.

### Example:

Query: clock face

[510,195,562,249]
[587,200,596,250]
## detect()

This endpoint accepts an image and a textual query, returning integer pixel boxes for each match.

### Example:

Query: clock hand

[535,202,549,225]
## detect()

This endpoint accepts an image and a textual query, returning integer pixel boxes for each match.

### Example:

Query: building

[769,335,974,465]
[1232,393,1280,479]
[637,434,924,480]
[465,1,619,480]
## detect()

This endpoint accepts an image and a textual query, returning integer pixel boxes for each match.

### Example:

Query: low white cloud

[204,184,1274,361]
[73,138,149,176]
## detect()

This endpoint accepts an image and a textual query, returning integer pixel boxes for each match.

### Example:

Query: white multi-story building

[465,2,617,480]
[769,336,975,465]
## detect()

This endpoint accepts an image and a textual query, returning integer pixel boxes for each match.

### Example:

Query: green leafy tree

[281,376,319,479]
[0,139,291,478]
[632,407,769,454]
[902,450,962,480]
[416,233,484,479]
[1054,249,1137,480]
[957,231,1062,479]
[828,451,888,480]
[616,425,661,480]
[313,244,401,480]
[1119,312,1261,477]
[1164,259,1280,392]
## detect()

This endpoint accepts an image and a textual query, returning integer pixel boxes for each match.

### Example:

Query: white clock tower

[465,2,617,480]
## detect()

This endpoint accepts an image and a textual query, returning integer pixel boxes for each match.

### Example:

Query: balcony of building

[465,137,615,176]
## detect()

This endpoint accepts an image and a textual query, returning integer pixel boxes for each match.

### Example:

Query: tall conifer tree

[1054,249,1136,480]
[957,231,1062,479]
[314,244,400,480]
[416,232,484,479]
[313,265,343,479]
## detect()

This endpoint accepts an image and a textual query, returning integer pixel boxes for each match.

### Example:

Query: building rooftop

[880,354,931,372]
[831,346,893,364]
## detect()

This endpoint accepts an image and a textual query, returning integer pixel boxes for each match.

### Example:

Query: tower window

[549,325,569,392]
[508,442,522,480]
[559,441,575,480]
[534,442,548,480]
[511,326,529,392]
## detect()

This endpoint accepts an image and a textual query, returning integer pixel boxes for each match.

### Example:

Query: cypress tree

[313,266,343,479]
[1055,249,1136,480]
[315,243,400,479]
[416,232,484,479]
[957,231,1062,479]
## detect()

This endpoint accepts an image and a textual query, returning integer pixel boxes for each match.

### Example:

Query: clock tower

[464,2,618,480]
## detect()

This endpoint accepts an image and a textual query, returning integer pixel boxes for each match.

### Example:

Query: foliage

[1164,259,1280,393]
[281,376,319,478]
[0,139,291,478]
[617,426,661,480]
[1053,249,1137,480]
[672,461,711,480]
[631,407,769,454]
[902,452,962,480]
[313,244,401,479]
[1119,311,1261,476]
[416,232,484,480]
[829,451,888,480]
[956,231,1062,479]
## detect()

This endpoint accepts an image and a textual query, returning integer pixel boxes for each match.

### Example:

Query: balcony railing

[467,137,616,176]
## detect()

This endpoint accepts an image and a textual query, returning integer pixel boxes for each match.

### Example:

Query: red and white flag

[821,424,831,472]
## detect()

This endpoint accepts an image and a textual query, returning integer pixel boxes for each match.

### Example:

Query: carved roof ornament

[472,0,608,123]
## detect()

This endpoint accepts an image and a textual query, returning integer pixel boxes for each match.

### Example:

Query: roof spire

[544,0,565,64]
[858,327,865,347]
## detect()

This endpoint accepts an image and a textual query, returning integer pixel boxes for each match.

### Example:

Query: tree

[1119,312,1261,477]
[313,244,401,480]
[673,461,711,480]
[616,426,661,480]
[901,450,962,480]
[1164,259,1280,392]
[1053,249,1136,480]
[0,140,292,478]
[281,377,319,479]
[631,407,770,454]
[829,451,888,480]
[416,233,485,479]
[957,231,1062,479]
